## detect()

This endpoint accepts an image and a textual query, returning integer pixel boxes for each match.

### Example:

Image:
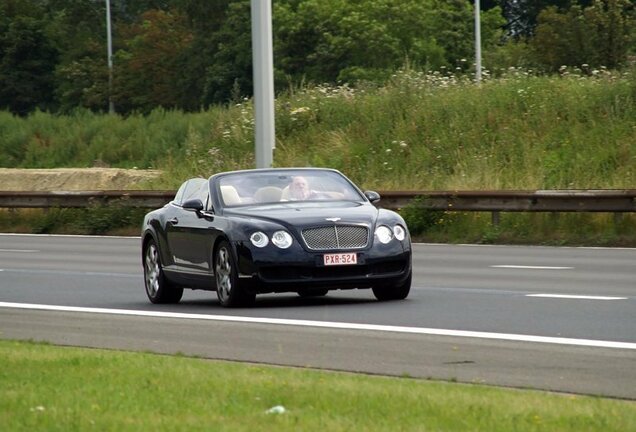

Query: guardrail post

[614,212,623,225]
[549,212,560,227]
[491,211,500,227]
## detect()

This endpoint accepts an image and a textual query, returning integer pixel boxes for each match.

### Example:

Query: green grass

[0,207,147,236]
[409,211,636,247]
[1,340,635,431]
[1,67,634,190]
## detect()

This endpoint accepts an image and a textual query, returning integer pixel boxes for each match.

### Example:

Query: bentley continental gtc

[141,168,412,307]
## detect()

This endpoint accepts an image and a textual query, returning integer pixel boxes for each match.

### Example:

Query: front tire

[215,241,255,307]
[372,272,411,301]
[144,239,183,304]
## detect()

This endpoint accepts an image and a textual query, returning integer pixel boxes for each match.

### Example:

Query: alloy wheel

[144,243,160,298]
[216,246,233,303]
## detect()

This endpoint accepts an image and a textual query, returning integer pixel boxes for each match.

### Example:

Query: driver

[288,176,316,200]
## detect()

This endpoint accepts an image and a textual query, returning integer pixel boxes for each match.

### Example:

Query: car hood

[224,201,378,229]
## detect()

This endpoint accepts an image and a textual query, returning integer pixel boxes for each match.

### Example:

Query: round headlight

[250,231,269,248]
[393,225,406,241]
[271,230,293,249]
[375,225,393,244]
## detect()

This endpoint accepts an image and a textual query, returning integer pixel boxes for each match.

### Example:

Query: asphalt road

[1,234,635,399]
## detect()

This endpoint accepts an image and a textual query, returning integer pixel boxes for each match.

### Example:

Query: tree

[0,1,59,115]
[47,0,111,112]
[175,0,233,109]
[469,1,602,38]
[114,9,194,113]
[201,0,507,103]
[279,0,504,80]
[531,0,635,70]
[203,0,253,104]
[275,0,410,83]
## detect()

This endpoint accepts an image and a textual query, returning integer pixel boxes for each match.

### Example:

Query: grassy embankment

[1,340,635,431]
[0,67,634,243]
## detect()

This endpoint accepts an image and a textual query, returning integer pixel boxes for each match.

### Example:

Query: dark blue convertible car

[141,168,411,307]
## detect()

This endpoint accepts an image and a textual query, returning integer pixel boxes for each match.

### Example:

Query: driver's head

[290,176,310,199]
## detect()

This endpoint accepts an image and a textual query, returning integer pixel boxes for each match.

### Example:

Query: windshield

[216,169,365,207]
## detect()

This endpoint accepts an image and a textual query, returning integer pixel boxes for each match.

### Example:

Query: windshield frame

[212,168,367,209]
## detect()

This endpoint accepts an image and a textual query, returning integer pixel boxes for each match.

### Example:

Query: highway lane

[0,234,633,341]
[1,234,635,398]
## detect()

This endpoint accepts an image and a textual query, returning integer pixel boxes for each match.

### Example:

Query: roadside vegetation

[1,340,635,431]
[1,68,635,244]
[2,68,635,190]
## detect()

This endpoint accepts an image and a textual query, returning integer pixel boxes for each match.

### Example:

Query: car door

[165,179,211,273]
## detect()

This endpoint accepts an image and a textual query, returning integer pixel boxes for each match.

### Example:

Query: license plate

[323,252,357,266]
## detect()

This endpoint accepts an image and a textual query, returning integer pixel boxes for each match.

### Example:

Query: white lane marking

[0,268,137,278]
[527,294,628,301]
[491,265,573,270]
[0,302,634,350]
[0,249,39,253]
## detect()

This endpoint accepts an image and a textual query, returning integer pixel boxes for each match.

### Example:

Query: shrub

[399,197,443,236]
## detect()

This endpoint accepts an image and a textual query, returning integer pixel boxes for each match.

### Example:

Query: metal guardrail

[0,191,175,209]
[0,190,634,216]
[378,190,636,225]
[377,190,636,212]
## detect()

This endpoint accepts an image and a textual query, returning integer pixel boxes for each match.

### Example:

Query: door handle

[168,217,179,225]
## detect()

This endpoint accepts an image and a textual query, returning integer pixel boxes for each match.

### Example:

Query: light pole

[251,0,275,168]
[105,0,114,113]
[474,0,482,83]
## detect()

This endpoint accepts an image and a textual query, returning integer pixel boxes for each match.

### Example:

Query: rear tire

[215,241,255,307]
[372,272,411,301]
[144,239,183,304]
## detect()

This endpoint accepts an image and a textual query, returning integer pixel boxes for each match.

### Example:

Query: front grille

[301,225,369,250]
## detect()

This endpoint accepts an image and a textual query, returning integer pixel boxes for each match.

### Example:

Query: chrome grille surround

[301,225,369,250]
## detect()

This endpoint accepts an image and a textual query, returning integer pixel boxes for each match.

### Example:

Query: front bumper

[234,240,411,293]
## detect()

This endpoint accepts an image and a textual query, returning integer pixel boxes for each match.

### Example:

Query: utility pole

[105,0,114,113]
[474,0,482,84]
[251,0,275,168]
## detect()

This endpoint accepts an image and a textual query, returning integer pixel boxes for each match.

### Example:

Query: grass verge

[1,340,635,431]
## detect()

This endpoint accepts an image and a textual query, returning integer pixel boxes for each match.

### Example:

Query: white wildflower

[266,405,286,415]
[290,107,310,115]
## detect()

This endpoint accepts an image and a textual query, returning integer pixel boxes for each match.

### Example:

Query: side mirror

[364,190,381,203]
[182,199,204,212]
